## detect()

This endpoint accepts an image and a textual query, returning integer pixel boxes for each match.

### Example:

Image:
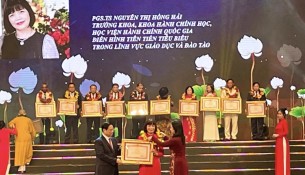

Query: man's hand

[116,159,122,164]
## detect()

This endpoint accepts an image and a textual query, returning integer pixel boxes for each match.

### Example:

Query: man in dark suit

[95,122,121,175]
[64,83,82,144]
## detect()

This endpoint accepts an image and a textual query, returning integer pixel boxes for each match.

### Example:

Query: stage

[9,140,305,175]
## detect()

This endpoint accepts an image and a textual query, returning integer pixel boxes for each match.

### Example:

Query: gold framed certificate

[200,97,220,111]
[105,101,125,118]
[246,101,266,118]
[222,98,242,114]
[35,102,57,118]
[81,101,103,117]
[179,100,199,116]
[121,139,153,165]
[57,98,77,116]
[127,101,149,116]
[150,100,171,115]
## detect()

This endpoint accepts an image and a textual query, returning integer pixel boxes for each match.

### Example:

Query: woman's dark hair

[4,0,36,33]
[172,120,185,145]
[90,84,97,88]
[101,122,113,131]
[143,120,157,134]
[226,79,234,83]
[184,86,194,94]
[206,84,215,93]
[278,108,288,118]
[68,82,75,87]
[0,120,6,129]
[112,83,119,88]
[159,87,169,97]
[252,82,260,87]
[136,83,143,87]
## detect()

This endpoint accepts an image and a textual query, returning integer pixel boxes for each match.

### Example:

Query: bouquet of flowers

[36,8,70,58]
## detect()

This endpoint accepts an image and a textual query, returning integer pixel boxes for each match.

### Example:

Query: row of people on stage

[33,77,268,144]
[0,86,289,175]
[0,106,290,175]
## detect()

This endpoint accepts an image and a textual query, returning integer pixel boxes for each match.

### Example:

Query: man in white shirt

[221,79,241,141]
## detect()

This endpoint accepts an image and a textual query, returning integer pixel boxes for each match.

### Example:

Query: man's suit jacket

[94,135,120,175]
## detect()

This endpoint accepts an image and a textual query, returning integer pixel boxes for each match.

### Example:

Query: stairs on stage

[9,140,305,175]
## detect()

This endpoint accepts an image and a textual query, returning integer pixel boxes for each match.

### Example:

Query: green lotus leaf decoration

[297,89,305,96]
[215,89,222,97]
[171,112,180,120]
[125,104,133,119]
[263,87,271,97]
[60,115,65,123]
[289,106,305,118]
[192,85,206,100]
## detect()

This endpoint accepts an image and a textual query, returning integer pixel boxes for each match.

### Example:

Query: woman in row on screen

[181,86,197,142]
[1,0,59,59]
[151,120,189,175]
[273,108,290,175]
[138,120,164,175]
[9,109,36,173]
[0,120,17,175]
[203,84,219,141]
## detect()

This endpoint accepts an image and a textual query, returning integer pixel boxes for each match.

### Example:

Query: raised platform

[9,140,305,175]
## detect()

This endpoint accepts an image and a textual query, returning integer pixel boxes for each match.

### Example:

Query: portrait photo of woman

[1,0,60,59]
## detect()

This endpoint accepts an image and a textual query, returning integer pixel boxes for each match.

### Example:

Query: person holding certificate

[181,86,197,142]
[155,87,173,137]
[106,83,125,141]
[85,84,102,143]
[273,108,290,175]
[130,83,148,138]
[247,82,266,140]
[138,120,164,175]
[95,122,121,175]
[203,84,219,141]
[35,83,54,144]
[64,83,82,144]
[221,79,240,141]
[150,120,188,175]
